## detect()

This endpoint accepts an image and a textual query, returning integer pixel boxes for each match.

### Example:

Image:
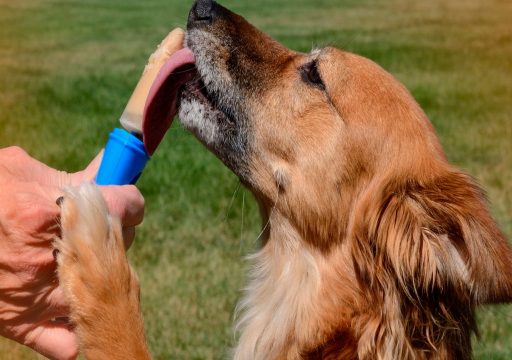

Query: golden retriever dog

[55,0,512,359]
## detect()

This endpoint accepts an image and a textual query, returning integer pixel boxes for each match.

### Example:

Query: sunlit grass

[0,0,510,358]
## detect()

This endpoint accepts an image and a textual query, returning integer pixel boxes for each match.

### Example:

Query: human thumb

[72,150,104,185]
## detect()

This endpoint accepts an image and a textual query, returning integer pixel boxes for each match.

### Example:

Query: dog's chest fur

[233,213,356,359]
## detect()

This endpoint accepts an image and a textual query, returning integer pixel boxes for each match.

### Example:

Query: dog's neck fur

[233,210,357,360]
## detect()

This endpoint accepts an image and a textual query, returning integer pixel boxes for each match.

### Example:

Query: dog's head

[156,0,512,355]
[179,1,511,292]
[179,2,451,230]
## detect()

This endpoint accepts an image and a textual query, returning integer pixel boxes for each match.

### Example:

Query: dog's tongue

[143,48,196,155]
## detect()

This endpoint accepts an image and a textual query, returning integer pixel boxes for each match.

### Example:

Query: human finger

[98,185,145,227]
[0,146,70,187]
[24,322,78,360]
[71,150,104,184]
[0,182,65,244]
[39,286,71,321]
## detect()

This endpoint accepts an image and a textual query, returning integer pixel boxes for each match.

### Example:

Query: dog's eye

[300,60,325,90]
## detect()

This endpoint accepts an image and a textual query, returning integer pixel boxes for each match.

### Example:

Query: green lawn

[0,0,511,358]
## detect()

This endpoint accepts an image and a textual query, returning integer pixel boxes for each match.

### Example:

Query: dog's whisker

[255,178,281,243]
[171,67,198,75]
[223,181,241,223]
[239,190,246,254]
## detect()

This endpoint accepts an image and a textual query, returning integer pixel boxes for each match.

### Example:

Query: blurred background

[0,0,510,358]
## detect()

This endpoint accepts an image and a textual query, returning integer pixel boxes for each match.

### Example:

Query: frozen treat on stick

[142,34,196,155]
[96,28,196,185]
[120,28,186,136]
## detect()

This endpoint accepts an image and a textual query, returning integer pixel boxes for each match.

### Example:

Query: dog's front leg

[55,184,151,360]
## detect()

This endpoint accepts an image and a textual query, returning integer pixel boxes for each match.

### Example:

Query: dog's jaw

[178,28,252,183]
[179,92,220,146]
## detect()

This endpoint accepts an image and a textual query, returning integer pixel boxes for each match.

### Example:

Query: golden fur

[55,2,512,359]
[55,186,150,360]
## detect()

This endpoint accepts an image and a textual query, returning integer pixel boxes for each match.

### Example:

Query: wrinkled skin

[0,146,144,360]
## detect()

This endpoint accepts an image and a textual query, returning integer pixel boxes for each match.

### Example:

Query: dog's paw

[54,184,140,328]
[54,183,150,359]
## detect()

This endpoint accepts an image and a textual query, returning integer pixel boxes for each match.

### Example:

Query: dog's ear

[353,170,512,305]
[350,170,512,357]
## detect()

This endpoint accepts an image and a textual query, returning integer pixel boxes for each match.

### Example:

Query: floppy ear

[350,170,512,357]
[353,170,512,305]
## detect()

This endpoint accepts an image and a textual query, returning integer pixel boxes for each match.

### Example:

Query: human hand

[0,146,144,359]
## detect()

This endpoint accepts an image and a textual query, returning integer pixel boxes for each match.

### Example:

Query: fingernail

[56,196,64,206]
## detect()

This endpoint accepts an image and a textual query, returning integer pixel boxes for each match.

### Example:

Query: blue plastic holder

[96,128,150,185]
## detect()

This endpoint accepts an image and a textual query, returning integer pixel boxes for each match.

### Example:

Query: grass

[0,0,511,358]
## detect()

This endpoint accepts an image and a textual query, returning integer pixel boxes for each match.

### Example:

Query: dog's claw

[56,196,64,206]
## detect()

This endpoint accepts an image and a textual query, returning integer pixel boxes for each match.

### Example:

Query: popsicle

[95,28,196,185]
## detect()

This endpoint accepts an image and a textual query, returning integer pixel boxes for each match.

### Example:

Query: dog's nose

[191,0,214,21]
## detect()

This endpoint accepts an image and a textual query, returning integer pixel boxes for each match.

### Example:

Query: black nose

[191,0,214,21]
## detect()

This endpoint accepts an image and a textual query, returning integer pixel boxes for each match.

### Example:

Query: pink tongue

[143,48,196,155]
